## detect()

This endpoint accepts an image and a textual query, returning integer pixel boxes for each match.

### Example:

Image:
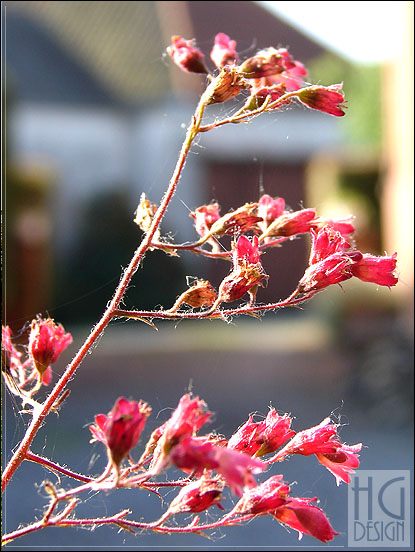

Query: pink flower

[234,476,339,543]
[350,252,398,287]
[257,194,286,230]
[316,443,362,485]
[260,208,316,239]
[311,215,355,238]
[170,436,265,496]
[233,234,261,265]
[273,496,339,542]
[210,32,238,69]
[234,475,289,514]
[228,409,295,457]
[190,203,221,238]
[218,236,268,303]
[28,317,72,383]
[270,418,362,485]
[167,477,225,514]
[89,397,151,466]
[275,418,340,457]
[297,84,346,117]
[298,251,362,293]
[150,394,211,472]
[308,227,351,265]
[167,35,208,74]
[241,47,307,92]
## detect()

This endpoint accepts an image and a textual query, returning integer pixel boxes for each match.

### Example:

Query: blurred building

[3,1,410,329]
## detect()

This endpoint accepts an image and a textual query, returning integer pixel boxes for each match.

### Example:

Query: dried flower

[134,193,158,234]
[205,66,250,104]
[170,279,218,312]
[209,203,262,237]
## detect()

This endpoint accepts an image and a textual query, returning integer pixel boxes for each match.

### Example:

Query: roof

[3,1,330,106]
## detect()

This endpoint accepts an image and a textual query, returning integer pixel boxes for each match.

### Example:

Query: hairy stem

[2,95,208,492]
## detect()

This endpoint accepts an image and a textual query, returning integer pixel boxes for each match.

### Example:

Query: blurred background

[2,1,413,549]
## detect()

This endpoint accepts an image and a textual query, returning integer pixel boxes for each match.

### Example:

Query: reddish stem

[2,96,208,492]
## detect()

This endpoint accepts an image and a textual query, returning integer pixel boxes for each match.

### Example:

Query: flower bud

[218,236,268,303]
[190,203,221,238]
[28,317,72,381]
[90,397,151,467]
[296,84,346,117]
[210,32,238,69]
[167,477,225,514]
[260,208,316,239]
[167,35,208,74]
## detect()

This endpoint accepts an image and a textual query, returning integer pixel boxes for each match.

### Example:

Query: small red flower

[297,84,346,117]
[257,194,286,229]
[170,435,265,496]
[260,208,316,240]
[308,227,351,265]
[28,317,72,383]
[150,394,211,473]
[241,47,306,90]
[190,203,221,239]
[90,397,151,466]
[167,477,225,514]
[270,418,362,485]
[234,475,289,514]
[167,35,208,74]
[210,32,238,69]
[228,409,295,457]
[316,443,362,485]
[273,496,339,543]
[311,215,355,238]
[218,236,268,303]
[350,252,398,287]
[298,251,361,293]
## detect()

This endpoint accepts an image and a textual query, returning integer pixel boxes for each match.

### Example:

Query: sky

[257,1,410,63]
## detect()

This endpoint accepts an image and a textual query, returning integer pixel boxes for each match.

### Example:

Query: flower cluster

[87,394,361,542]
[164,192,397,314]
[167,32,347,117]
